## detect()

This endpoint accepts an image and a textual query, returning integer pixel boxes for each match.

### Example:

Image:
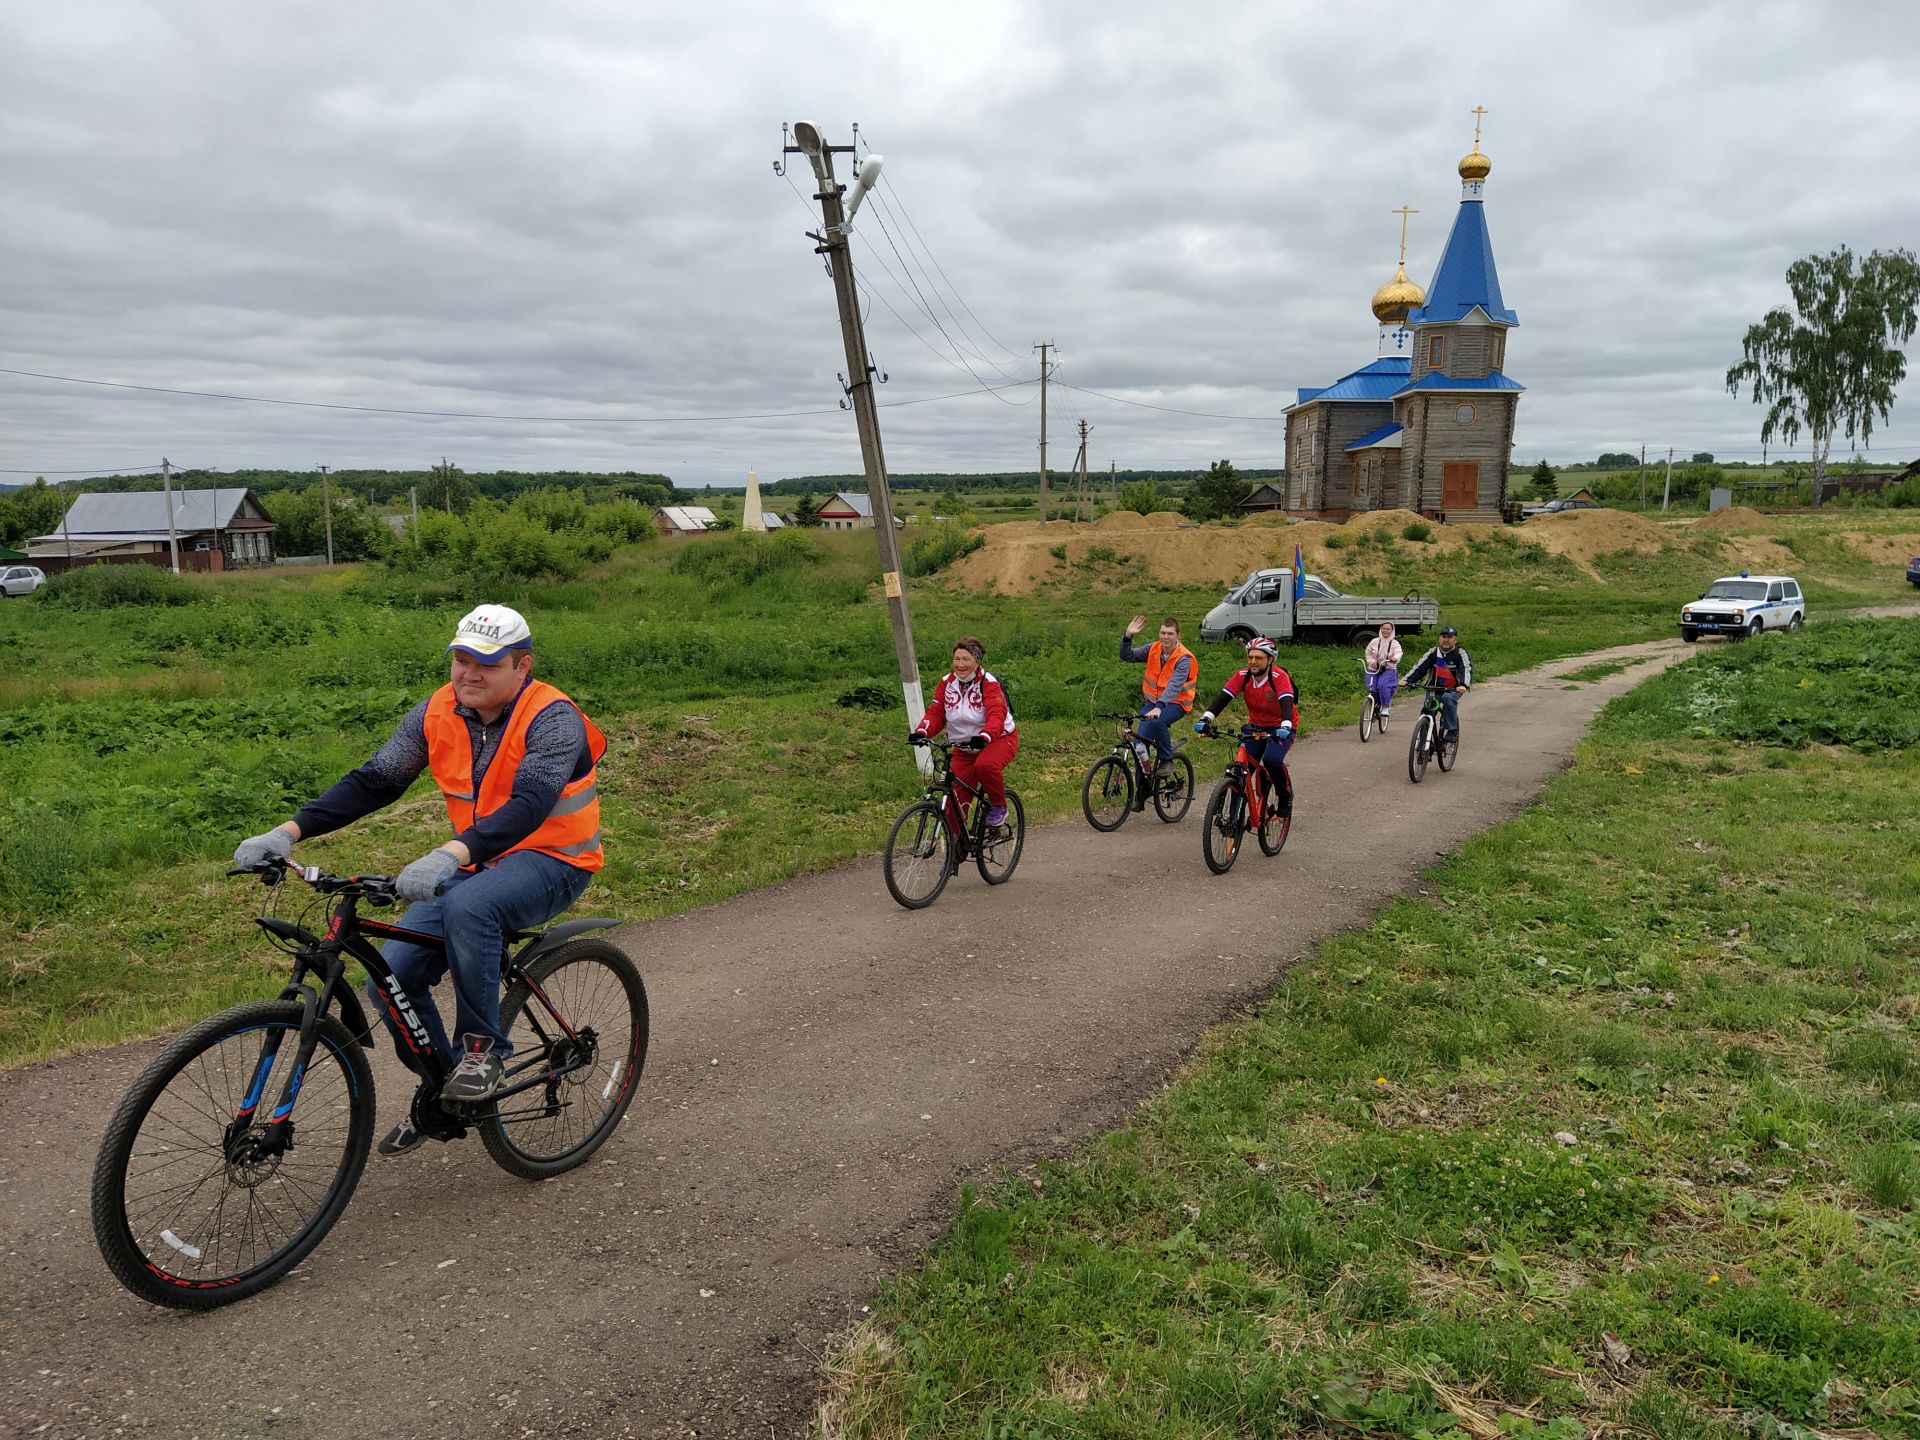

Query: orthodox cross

[1471,105,1489,148]
[1392,204,1418,265]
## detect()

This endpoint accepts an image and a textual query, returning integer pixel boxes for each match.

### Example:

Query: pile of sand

[1517,508,1673,576]
[1693,506,1777,531]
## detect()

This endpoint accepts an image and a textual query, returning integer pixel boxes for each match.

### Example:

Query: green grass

[0,520,1904,1066]
[819,623,1920,1440]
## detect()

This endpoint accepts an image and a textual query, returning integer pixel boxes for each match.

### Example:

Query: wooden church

[1285,112,1522,522]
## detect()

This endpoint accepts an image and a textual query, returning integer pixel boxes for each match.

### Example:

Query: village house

[31,488,277,570]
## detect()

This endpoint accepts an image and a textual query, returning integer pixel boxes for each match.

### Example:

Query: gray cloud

[4,0,1919,486]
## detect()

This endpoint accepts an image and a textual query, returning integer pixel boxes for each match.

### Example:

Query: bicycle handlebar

[228,857,399,905]
[1197,723,1288,741]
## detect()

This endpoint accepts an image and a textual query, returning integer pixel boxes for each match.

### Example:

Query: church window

[1455,404,1475,425]
[1427,335,1446,369]
[1490,331,1506,370]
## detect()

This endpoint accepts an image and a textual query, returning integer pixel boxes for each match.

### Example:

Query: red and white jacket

[914,669,1016,745]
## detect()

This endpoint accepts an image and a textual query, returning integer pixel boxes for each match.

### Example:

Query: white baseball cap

[447,604,533,663]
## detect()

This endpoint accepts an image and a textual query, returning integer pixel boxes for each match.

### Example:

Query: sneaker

[1380,707,1391,718]
[983,805,1008,829]
[378,1117,426,1157]
[1153,757,1173,775]
[440,1036,504,1104]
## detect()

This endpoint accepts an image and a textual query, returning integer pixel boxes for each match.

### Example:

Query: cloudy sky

[4,1,1918,488]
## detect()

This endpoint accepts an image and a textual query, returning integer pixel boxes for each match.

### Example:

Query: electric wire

[0,462,167,475]
[865,202,1028,396]
[866,184,1022,377]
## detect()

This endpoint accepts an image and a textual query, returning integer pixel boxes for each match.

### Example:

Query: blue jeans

[1135,700,1188,765]
[368,849,592,1076]
[1243,731,1294,801]
[1439,690,1461,736]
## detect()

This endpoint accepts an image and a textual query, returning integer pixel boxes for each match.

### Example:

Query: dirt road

[1,640,1690,1439]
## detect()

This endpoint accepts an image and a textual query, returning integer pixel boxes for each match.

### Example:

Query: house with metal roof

[30,488,277,569]
[815,491,874,531]
[654,505,720,537]
[1285,112,1523,523]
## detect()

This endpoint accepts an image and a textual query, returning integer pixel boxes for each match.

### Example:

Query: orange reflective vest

[424,679,607,873]
[1142,641,1198,710]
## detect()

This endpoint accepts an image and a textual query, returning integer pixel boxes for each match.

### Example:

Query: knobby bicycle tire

[884,799,954,909]
[481,939,649,1180]
[92,1000,375,1310]
[1081,755,1133,832]
[1409,715,1432,783]
[1154,751,1196,824]
[1258,782,1292,856]
[1202,775,1245,874]
[1437,727,1460,773]
[976,789,1025,886]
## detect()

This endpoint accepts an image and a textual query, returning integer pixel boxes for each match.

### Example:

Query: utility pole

[410,485,420,543]
[1110,460,1117,514]
[319,465,334,565]
[1035,341,1054,524]
[786,121,927,763]
[160,457,181,574]
[1638,444,1647,510]
[1074,419,1091,521]
[441,456,453,513]
[1661,447,1674,513]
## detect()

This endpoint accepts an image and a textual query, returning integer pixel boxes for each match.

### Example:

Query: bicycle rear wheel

[1437,727,1460,772]
[1258,778,1292,856]
[885,799,955,909]
[1202,775,1245,874]
[1081,755,1132,831]
[975,789,1025,885]
[1153,751,1196,824]
[482,939,649,1180]
[1408,715,1432,783]
[1359,692,1375,742]
[91,1000,374,1310]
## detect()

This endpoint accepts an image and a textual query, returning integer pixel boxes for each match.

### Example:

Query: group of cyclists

[225,601,1473,1158]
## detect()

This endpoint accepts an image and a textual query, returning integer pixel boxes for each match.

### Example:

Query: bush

[1322,530,1351,550]
[1401,521,1434,542]
[37,564,203,610]
[903,522,984,578]
[670,529,822,586]
[1117,479,1167,514]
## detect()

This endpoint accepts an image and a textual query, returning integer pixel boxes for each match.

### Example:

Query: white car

[1680,573,1804,642]
[1,564,47,597]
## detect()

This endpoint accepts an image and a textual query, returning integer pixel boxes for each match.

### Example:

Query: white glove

[395,849,460,903]
[1277,720,1294,735]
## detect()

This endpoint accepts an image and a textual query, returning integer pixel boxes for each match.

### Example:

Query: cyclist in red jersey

[1193,636,1297,806]
[910,635,1018,835]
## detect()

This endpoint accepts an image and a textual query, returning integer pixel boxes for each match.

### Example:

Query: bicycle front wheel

[884,799,955,909]
[1359,692,1374,742]
[975,789,1026,885]
[1409,715,1432,784]
[1202,776,1245,874]
[1081,755,1133,831]
[482,939,649,1180]
[91,1000,374,1310]
[1153,751,1196,824]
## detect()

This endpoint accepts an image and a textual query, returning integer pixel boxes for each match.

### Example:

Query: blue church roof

[1393,370,1526,395]
[1406,198,1517,326]
[1290,355,1409,407]
[1345,422,1405,451]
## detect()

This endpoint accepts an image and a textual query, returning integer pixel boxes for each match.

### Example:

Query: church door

[1443,462,1479,511]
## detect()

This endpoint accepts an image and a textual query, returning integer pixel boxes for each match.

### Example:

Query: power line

[1052,377,1287,422]
[866,202,1026,395]
[0,462,168,475]
[867,183,1022,376]
[0,363,1037,424]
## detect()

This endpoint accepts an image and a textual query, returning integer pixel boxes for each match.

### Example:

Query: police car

[1679,573,1804,642]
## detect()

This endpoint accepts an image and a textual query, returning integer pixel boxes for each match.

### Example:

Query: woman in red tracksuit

[910,635,1018,833]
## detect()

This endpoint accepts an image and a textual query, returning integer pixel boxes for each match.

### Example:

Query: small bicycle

[1081,711,1196,830]
[1197,723,1293,875]
[1407,681,1461,783]
[91,859,648,1310]
[1359,663,1397,743]
[883,737,1027,909]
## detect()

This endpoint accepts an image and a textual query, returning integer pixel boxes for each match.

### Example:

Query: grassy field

[817,621,1920,1440]
[0,518,1907,1066]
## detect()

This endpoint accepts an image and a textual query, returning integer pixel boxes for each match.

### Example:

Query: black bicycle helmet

[1439,625,1458,637]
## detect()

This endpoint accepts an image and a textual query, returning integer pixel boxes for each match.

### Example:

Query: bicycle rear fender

[510,918,621,971]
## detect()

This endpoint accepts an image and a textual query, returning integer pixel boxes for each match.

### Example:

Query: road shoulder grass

[820,621,1920,1440]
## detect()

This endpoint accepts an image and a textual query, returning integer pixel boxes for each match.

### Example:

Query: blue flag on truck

[1293,544,1304,602]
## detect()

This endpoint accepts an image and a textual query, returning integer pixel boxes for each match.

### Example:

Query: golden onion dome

[1371,262,1426,324]
[1459,147,1492,181]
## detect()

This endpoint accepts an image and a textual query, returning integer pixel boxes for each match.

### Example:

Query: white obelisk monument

[742,468,766,532]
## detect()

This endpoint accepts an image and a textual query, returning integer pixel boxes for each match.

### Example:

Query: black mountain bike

[91,859,648,1310]
[1082,711,1196,830]
[1407,681,1461,783]
[883,737,1026,909]
[1198,724,1293,875]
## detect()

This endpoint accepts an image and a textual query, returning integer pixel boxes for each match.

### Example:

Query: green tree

[1727,245,1920,484]
[1691,452,1715,464]
[1530,459,1558,501]
[0,477,70,546]
[1183,458,1251,522]
[1596,452,1638,469]
[794,492,822,527]
[1117,477,1167,515]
